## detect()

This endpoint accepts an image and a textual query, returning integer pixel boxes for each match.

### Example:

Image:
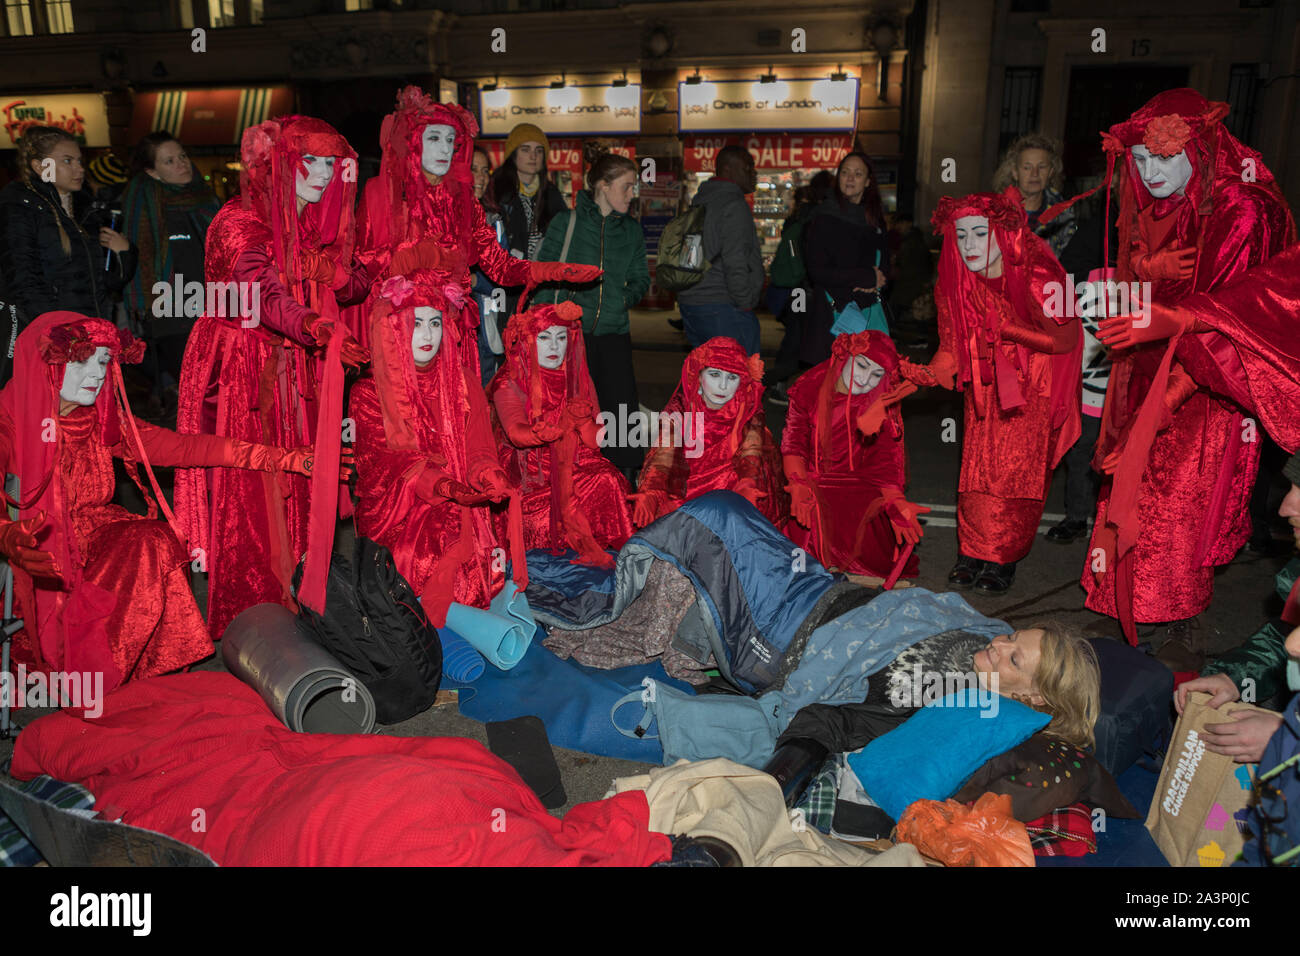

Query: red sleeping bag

[9,671,671,867]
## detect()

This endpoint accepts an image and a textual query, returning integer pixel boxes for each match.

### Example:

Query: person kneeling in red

[0,312,321,693]
[783,330,925,584]
[488,300,632,568]
[350,273,518,628]
[631,337,788,528]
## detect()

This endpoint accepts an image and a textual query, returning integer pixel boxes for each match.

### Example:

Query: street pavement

[3,306,1293,819]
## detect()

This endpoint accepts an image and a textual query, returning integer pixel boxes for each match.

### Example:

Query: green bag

[768,217,807,289]
[655,205,711,292]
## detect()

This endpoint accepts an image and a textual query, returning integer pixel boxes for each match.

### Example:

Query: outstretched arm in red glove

[898,349,957,390]
[1096,300,1202,350]
[782,454,818,529]
[529,261,604,286]
[869,487,929,547]
[855,380,918,437]
[0,512,60,580]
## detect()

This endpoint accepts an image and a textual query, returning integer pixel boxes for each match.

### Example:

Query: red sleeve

[351,380,448,507]
[470,200,530,289]
[462,366,503,473]
[780,374,817,463]
[637,395,687,496]
[333,256,377,307]
[232,245,318,347]
[491,381,545,448]
[125,420,261,469]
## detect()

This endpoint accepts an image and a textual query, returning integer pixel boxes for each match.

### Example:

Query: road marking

[915,503,1077,535]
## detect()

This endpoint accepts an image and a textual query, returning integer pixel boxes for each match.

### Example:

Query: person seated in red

[350,272,519,628]
[630,337,788,528]
[0,312,321,693]
[782,330,926,584]
[487,299,632,568]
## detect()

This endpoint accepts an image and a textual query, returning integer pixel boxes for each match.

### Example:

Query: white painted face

[421,124,456,178]
[840,354,885,395]
[412,307,443,367]
[1130,145,1193,200]
[536,325,569,370]
[296,154,336,205]
[60,346,110,407]
[698,367,741,409]
[954,215,1002,273]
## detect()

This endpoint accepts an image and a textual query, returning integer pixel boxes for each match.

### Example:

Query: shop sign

[480,84,641,137]
[2,93,110,148]
[678,77,858,133]
[683,133,854,172]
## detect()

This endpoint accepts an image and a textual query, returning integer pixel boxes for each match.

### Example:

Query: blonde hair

[1023,620,1100,750]
[18,125,78,256]
[992,133,1065,195]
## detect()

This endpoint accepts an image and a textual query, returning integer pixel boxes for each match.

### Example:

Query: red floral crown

[39,322,144,366]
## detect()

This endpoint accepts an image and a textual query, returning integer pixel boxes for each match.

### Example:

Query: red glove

[273,445,355,481]
[530,261,604,285]
[435,476,492,505]
[472,465,513,503]
[899,351,956,390]
[732,477,766,510]
[0,512,61,580]
[1096,301,1197,349]
[628,490,664,528]
[787,481,818,529]
[532,418,565,443]
[855,381,916,437]
[884,495,929,547]
[300,251,345,290]
[303,314,370,368]
[1132,244,1196,281]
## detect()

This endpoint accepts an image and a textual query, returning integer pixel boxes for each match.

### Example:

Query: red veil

[0,313,173,683]
[810,330,904,474]
[930,189,1081,468]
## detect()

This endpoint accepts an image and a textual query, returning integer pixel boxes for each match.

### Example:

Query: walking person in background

[537,148,649,479]
[0,126,136,326]
[800,151,889,368]
[472,144,508,384]
[119,132,221,416]
[675,145,764,356]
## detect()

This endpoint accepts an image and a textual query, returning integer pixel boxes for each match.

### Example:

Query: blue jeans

[679,302,760,356]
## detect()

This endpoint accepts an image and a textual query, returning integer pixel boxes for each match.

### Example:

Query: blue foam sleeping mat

[442,624,695,764]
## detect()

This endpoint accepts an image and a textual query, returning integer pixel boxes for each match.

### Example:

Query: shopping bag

[1144,691,1272,867]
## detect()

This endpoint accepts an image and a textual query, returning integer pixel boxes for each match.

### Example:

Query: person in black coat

[799,151,889,368]
[0,126,136,327]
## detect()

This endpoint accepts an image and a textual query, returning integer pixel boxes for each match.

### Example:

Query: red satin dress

[1083,138,1294,623]
[782,361,916,578]
[351,370,507,614]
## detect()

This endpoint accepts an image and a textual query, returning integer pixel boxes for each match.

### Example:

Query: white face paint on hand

[421,124,457,178]
[60,346,111,407]
[698,367,741,409]
[296,155,337,205]
[412,307,443,367]
[954,215,1002,274]
[536,325,569,369]
[840,354,885,395]
[1130,145,1193,200]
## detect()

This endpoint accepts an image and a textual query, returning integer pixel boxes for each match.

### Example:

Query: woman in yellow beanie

[491,122,567,264]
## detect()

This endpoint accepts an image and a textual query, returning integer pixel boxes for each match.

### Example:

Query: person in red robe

[630,337,789,528]
[350,271,522,627]
[901,189,1081,593]
[350,86,599,369]
[488,299,632,568]
[0,312,319,694]
[174,116,370,642]
[782,330,926,583]
[1077,89,1296,663]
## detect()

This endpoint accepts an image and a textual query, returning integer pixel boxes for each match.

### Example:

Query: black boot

[947,554,985,589]
[973,561,1017,594]
[1046,518,1089,543]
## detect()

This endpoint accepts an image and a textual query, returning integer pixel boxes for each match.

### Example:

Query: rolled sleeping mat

[489,579,536,631]
[438,626,487,683]
[222,603,377,734]
[443,602,533,671]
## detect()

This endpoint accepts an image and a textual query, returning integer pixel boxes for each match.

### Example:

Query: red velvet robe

[351,372,507,613]
[1082,101,1295,623]
[782,357,916,578]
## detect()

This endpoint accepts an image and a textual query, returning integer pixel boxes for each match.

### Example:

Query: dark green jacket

[1203,557,1298,704]
[537,189,650,337]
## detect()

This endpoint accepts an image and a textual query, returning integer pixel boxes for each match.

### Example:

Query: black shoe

[1153,617,1205,672]
[947,554,985,589]
[667,317,684,331]
[1046,518,1089,543]
[973,561,1017,593]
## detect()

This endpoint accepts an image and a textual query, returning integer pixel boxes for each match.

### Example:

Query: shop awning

[129,87,295,148]
[684,133,854,173]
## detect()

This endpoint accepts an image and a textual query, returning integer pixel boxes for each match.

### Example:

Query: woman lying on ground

[630,336,788,528]
[487,299,633,568]
[782,329,925,585]
[350,271,518,627]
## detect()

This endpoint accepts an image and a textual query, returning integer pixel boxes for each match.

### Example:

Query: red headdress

[672,337,766,465]
[370,87,480,278]
[813,330,902,473]
[0,312,175,678]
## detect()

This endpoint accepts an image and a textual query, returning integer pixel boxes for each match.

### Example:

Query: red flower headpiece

[1142,114,1193,158]
[38,321,144,366]
[931,188,1025,235]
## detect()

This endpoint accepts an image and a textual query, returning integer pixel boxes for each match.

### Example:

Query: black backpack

[292,537,442,725]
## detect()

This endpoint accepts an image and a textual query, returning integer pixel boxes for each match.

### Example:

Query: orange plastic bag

[896,792,1035,867]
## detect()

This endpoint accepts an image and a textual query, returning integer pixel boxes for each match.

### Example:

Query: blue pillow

[847,688,1052,822]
